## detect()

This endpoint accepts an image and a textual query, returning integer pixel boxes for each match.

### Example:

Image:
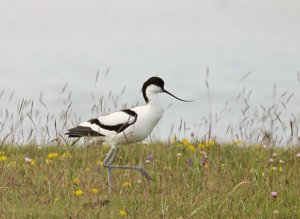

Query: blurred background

[0,0,299,144]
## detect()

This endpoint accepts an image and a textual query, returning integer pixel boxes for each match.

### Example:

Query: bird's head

[142,76,193,103]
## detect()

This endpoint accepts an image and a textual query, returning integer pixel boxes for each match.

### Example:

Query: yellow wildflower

[62,152,72,159]
[187,144,196,152]
[198,143,205,149]
[119,210,127,216]
[0,155,8,161]
[91,188,99,193]
[181,138,190,146]
[45,159,52,165]
[97,160,103,167]
[261,172,265,177]
[205,139,215,147]
[73,189,84,196]
[279,166,283,172]
[122,181,132,189]
[48,152,59,159]
[73,177,79,185]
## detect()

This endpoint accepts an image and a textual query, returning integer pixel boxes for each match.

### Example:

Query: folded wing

[65,109,137,138]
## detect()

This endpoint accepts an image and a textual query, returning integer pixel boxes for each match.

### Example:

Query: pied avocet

[66,76,192,193]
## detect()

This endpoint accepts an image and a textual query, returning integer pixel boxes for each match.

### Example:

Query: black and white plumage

[65,76,192,193]
[66,109,137,138]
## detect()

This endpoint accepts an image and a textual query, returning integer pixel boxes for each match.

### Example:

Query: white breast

[112,104,164,144]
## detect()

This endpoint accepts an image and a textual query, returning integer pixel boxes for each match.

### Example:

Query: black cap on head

[142,77,165,90]
[142,77,165,102]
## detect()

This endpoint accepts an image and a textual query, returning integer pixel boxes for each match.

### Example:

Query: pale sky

[1,0,299,84]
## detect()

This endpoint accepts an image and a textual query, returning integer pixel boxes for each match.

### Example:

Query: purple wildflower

[96,166,101,173]
[145,154,154,163]
[271,191,278,198]
[200,157,208,166]
[186,158,193,167]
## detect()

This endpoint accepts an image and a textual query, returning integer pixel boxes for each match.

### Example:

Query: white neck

[146,88,161,105]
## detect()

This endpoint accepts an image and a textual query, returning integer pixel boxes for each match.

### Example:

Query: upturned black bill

[163,89,194,102]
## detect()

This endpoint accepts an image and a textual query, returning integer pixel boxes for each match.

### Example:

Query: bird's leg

[107,147,153,180]
[103,147,116,164]
[110,132,153,179]
[107,164,153,180]
[108,147,119,165]
[103,146,153,194]
[103,147,118,194]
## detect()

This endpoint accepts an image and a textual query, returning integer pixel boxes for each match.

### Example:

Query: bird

[65,76,193,193]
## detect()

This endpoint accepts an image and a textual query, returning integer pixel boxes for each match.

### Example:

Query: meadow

[0,140,299,218]
[1,72,300,218]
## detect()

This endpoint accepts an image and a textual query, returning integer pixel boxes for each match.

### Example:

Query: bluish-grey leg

[103,147,118,194]
[107,164,153,180]
[103,146,153,194]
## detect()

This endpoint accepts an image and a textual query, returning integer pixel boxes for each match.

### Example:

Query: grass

[1,71,300,218]
[0,140,299,218]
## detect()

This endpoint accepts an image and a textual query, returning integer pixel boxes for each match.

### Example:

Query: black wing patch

[88,109,137,133]
[65,109,138,138]
[122,109,137,117]
[89,118,101,126]
[65,126,104,138]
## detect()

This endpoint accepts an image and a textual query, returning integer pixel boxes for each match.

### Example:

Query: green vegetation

[0,141,299,218]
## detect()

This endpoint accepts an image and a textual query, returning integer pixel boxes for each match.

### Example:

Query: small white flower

[25,157,32,164]
[199,150,208,158]
[136,179,142,184]
[176,152,182,157]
